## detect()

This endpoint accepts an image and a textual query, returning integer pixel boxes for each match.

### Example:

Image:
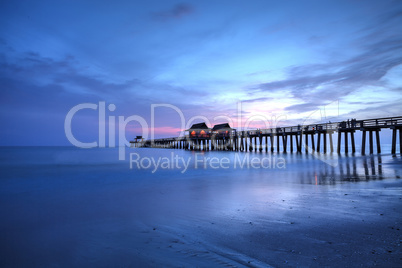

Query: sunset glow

[1,0,401,143]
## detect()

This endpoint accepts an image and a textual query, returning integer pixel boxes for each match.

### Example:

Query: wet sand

[0,147,401,267]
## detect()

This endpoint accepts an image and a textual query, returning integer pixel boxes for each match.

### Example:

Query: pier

[132,116,402,155]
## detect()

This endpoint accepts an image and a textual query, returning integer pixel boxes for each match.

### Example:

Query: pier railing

[358,116,402,128]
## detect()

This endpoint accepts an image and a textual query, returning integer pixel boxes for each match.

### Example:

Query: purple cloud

[152,3,194,20]
[249,7,402,114]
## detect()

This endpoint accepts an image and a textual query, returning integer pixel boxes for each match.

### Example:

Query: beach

[0,147,401,267]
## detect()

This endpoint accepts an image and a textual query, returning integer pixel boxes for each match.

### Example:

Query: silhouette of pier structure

[135,116,402,155]
[129,136,144,148]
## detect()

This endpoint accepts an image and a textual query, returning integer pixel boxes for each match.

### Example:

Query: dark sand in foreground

[0,147,401,267]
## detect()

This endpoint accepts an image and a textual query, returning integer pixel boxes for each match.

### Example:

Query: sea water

[1,147,401,267]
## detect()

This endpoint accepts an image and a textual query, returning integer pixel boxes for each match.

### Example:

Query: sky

[1,0,402,145]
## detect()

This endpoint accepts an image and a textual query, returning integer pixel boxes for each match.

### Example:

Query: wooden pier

[134,116,402,155]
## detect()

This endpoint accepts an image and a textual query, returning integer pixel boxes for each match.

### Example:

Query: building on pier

[211,123,236,138]
[130,136,144,148]
[185,122,211,139]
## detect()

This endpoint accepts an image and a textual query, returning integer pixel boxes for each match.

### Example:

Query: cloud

[0,49,244,144]
[152,3,194,20]
[284,103,322,113]
[347,101,384,105]
[0,50,211,107]
[341,98,402,119]
[255,42,402,101]
[0,50,156,145]
[250,7,402,114]
[240,97,273,103]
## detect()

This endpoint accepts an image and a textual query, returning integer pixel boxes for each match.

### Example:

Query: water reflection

[300,155,390,185]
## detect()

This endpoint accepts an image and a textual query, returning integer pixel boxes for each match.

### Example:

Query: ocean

[1,146,401,267]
